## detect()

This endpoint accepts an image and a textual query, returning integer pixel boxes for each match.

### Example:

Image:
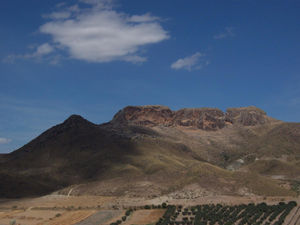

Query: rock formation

[111,105,274,130]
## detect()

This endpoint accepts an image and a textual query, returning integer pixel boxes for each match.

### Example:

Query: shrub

[125,209,132,216]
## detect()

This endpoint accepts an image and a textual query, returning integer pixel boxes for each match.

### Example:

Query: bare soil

[0,195,115,210]
[75,210,123,225]
[122,209,165,225]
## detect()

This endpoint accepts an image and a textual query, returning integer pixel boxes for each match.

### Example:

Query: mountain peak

[65,114,85,122]
[60,114,96,129]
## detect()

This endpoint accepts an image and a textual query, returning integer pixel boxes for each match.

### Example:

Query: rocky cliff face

[112,105,174,127]
[225,106,270,126]
[174,108,226,130]
[111,105,274,130]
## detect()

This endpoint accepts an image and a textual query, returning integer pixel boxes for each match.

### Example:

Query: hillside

[1,105,300,198]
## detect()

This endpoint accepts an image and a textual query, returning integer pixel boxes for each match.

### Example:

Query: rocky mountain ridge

[111,105,275,130]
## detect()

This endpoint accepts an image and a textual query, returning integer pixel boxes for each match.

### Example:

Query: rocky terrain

[0,105,300,198]
[111,105,274,130]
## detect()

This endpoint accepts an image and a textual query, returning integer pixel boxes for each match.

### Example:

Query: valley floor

[0,194,299,225]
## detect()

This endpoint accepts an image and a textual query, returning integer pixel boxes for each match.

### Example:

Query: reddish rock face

[225,106,269,126]
[174,108,226,130]
[111,105,273,130]
[112,105,174,126]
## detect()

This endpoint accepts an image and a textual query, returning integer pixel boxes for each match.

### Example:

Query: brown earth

[0,209,96,225]
[122,209,165,225]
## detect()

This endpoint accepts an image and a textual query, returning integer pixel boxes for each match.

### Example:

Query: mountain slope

[1,105,299,198]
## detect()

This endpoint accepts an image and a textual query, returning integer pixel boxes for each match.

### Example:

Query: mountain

[1,105,300,198]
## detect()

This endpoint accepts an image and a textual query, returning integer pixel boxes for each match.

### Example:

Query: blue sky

[0,0,300,153]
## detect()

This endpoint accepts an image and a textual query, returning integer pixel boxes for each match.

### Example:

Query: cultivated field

[155,202,298,225]
[0,195,299,225]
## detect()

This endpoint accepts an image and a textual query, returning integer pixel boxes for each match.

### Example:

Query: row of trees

[193,202,297,225]
[110,209,133,225]
[156,205,177,225]
[155,201,297,225]
[110,203,169,225]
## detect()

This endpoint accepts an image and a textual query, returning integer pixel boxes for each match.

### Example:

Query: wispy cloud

[3,43,55,63]
[43,11,71,20]
[214,27,235,40]
[5,0,169,64]
[0,138,11,145]
[171,52,209,71]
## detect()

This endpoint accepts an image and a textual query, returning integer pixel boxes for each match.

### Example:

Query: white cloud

[43,11,71,20]
[214,27,235,40]
[3,43,54,63]
[43,4,80,20]
[0,138,11,144]
[35,43,54,56]
[3,0,168,65]
[56,2,67,8]
[128,13,159,23]
[171,52,208,71]
[37,0,168,63]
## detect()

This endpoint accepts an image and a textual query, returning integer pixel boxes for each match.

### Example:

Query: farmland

[156,202,298,225]
[1,198,299,225]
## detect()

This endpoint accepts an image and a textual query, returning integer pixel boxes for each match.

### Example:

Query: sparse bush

[125,209,132,216]
[56,213,61,217]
